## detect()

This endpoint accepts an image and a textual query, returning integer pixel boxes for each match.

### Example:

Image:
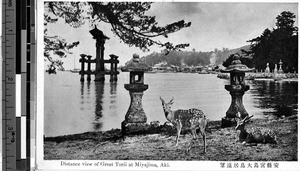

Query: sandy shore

[44,115,297,161]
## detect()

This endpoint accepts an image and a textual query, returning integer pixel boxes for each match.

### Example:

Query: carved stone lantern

[221,55,254,127]
[121,53,150,135]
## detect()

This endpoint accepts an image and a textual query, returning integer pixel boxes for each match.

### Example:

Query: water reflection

[249,80,298,118]
[79,81,120,131]
[94,82,104,130]
[80,82,85,110]
[87,82,91,101]
[110,82,117,109]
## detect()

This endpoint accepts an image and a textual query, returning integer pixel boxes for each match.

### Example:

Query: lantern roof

[122,53,150,72]
[109,54,119,59]
[221,55,254,73]
[89,26,109,40]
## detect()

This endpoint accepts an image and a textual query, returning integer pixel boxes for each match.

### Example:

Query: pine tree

[245,11,298,73]
[44,2,191,69]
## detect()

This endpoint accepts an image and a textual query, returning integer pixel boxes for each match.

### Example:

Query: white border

[36,0,300,170]
[36,0,45,168]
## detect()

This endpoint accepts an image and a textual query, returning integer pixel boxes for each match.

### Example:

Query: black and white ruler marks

[2,0,35,170]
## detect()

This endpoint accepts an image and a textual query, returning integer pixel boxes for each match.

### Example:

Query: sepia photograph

[37,0,298,170]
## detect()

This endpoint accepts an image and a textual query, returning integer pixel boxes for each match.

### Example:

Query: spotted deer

[235,114,277,144]
[159,97,208,153]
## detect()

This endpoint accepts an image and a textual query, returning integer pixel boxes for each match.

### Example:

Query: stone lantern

[121,53,150,135]
[221,55,254,127]
[265,63,270,73]
[274,64,278,73]
[278,59,283,73]
[89,26,109,81]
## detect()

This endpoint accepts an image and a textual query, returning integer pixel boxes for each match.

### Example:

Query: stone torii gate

[79,26,119,82]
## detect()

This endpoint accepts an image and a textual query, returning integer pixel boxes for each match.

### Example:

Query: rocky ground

[44,115,298,161]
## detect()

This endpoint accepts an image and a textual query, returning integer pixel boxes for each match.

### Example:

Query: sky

[46,1,298,69]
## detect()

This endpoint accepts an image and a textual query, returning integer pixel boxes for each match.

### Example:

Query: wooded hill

[128,45,250,67]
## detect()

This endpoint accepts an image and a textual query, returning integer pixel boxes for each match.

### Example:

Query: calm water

[45,72,298,137]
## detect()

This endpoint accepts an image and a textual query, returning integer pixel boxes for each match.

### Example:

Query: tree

[246,28,272,70]
[44,2,191,69]
[44,14,80,70]
[276,11,297,32]
[245,11,298,73]
[273,11,298,72]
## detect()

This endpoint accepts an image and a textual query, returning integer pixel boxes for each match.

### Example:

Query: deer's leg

[200,130,206,154]
[175,121,182,146]
[187,129,197,152]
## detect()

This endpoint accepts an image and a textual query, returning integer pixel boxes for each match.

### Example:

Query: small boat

[70,69,80,73]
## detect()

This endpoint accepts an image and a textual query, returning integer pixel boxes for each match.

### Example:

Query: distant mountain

[125,45,251,67]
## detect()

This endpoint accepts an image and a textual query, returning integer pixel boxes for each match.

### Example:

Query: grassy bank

[44,115,297,161]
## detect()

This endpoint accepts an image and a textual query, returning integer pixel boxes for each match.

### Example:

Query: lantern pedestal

[221,85,250,128]
[124,84,148,122]
[122,84,148,135]
[121,122,150,135]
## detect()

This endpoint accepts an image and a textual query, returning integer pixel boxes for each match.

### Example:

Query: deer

[235,113,277,145]
[159,97,208,153]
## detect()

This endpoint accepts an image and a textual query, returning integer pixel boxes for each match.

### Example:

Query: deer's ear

[169,97,174,104]
[245,115,254,122]
[237,112,242,119]
[159,97,165,103]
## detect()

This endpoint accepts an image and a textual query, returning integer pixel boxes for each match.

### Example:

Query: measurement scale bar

[2,0,32,170]
[2,0,17,170]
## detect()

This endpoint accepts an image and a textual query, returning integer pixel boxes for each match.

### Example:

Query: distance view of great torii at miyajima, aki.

[39,1,298,169]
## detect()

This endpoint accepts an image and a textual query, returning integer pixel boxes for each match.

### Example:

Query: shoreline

[44,115,298,161]
[217,72,298,81]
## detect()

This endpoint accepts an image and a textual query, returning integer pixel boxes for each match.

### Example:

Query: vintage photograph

[41,0,298,166]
